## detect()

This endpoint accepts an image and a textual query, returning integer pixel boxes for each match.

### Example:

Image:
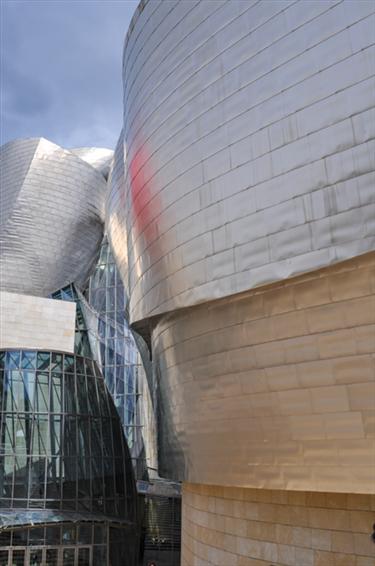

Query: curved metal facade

[153,253,375,492]
[106,0,375,497]
[0,138,107,297]
[70,147,114,180]
[107,0,375,325]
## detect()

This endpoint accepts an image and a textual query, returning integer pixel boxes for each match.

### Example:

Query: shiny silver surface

[107,0,375,325]
[107,0,375,495]
[0,138,107,296]
[106,130,128,289]
[70,146,114,179]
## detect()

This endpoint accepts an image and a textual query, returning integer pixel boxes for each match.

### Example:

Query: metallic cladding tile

[106,0,375,325]
[105,0,375,494]
[151,255,375,492]
[0,138,108,297]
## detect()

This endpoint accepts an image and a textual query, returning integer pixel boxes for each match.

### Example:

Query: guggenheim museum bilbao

[1,1,375,565]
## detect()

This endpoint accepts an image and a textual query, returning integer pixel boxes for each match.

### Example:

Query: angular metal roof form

[70,146,114,179]
[0,137,108,297]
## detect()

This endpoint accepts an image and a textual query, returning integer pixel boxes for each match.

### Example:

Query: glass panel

[76,357,84,375]
[99,242,108,263]
[11,550,24,566]
[86,379,98,415]
[64,417,77,455]
[29,456,45,499]
[51,376,62,412]
[78,547,90,566]
[28,527,44,545]
[62,548,75,565]
[64,355,75,373]
[62,457,76,499]
[64,375,76,414]
[32,417,49,455]
[46,548,58,566]
[0,550,8,566]
[21,351,36,370]
[51,353,63,373]
[106,288,115,312]
[37,351,50,370]
[50,415,61,455]
[93,546,106,564]
[46,455,61,499]
[77,524,92,544]
[76,375,88,414]
[22,370,35,410]
[62,525,76,544]
[12,528,28,545]
[77,417,90,458]
[29,548,43,565]
[94,288,106,312]
[9,371,23,412]
[116,286,124,311]
[6,350,20,369]
[46,525,61,545]
[35,373,49,412]
[13,454,28,498]
[0,530,11,545]
[84,359,94,378]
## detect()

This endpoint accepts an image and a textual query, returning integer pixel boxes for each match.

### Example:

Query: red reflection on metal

[129,143,160,251]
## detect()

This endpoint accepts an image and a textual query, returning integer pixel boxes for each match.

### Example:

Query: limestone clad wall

[182,483,375,566]
[0,292,76,353]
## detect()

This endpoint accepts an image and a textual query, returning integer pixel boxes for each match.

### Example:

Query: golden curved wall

[153,253,375,493]
[182,483,375,566]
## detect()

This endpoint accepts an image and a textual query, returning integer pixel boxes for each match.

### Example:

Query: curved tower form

[0,138,107,297]
[107,1,375,564]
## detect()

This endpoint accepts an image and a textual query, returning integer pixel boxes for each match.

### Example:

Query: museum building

[1,1,375,565]
[107,1,375,564]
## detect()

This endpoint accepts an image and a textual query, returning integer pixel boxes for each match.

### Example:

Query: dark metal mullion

[92,372,105,513]
[0,368,8,505]
[43,363,53,507]
[106,387,117,515]
[86,372,93,511]
[60,384,65,509]
[74,365,79,510]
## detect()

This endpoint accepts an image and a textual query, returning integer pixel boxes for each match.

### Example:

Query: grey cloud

[3,62,54,116]
[1,0,137,149]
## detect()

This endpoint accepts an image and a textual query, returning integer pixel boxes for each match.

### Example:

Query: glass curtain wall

[0,522,134,566]
[85,238,146,477]
[0,349,138,565]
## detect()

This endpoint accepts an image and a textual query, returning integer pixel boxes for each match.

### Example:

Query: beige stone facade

[0,291,76,353]
[182,483,375,566]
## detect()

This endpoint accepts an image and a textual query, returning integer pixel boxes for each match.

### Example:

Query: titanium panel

[106,0,375,325]
[70,147,114,179]
[0,138,107,297]
[152,253,375,493]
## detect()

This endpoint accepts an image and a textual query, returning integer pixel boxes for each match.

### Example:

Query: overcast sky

[1,0,137,150]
